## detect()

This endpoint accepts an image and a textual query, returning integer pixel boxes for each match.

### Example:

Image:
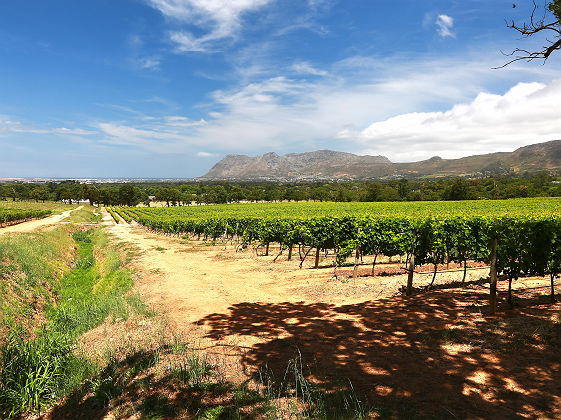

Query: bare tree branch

[497,0,561,67]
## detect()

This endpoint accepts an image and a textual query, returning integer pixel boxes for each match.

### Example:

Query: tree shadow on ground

[198,289,561,419]
[43,345,270,420]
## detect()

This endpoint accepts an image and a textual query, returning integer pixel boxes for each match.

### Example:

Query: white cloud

[436,14,455,38]
[180,53,555,153]
[197,151,218,157]
[138,56,161,69]
[291,61,328,77]
[164,116,208,127]
[353,80,561,162]
[85,52,561,160]
[0,119,96,136]
[17,49,558,165]
[94,114,208,152]
[146,0,274,52]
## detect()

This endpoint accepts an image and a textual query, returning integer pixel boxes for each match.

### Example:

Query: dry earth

[97,209,561,419]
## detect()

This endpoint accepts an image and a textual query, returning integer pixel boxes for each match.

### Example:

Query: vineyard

[0,208,51,226]
[114,198,561,309]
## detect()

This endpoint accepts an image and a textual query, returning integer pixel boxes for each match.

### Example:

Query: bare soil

[88,209,561,419]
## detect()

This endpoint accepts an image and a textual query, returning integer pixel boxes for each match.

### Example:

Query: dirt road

[0,206,83,235]
[101,208,332,331]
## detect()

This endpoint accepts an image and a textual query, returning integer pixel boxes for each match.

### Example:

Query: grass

[0,225,147,417]
[63,206,102,223]
[0,226,75,327]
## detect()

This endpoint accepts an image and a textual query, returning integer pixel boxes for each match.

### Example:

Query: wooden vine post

[353,247,360,279]
[314,247,321,269]
[353,227,361,279]
[489,237,498,315]
[551,273,556,304]
[406,253,415,296]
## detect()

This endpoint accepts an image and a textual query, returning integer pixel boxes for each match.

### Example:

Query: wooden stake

[371,253,378,276]
[406,253,415,296]
[506,274,512,306]
[489,237,498,315]
[353,247,360,279]
[428,262,438,288]
[551,273,556,303]
[314,247,321,269]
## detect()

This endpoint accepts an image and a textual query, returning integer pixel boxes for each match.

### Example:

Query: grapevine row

[0,208,51,225]
[118,204,561,283]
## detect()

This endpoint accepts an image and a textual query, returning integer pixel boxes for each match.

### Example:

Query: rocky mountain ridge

[201,140,561,180]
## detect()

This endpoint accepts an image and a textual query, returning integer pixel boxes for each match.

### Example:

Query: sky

[1,0,560,178]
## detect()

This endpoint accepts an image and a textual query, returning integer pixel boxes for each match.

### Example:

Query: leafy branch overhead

[499,0,561,67]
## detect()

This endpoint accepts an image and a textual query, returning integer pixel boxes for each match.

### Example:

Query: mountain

[201,140,561,181]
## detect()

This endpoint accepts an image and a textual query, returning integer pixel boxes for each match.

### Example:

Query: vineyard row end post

[406,253,415,296]
[489,237,498,315]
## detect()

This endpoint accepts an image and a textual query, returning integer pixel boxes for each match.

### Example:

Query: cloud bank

[354,80,561,161]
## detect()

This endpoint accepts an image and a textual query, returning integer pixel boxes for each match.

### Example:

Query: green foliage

[0,327,94,418]
[0,227,141,417]
[106,207,121,223]
[64,206,101,224]
[0,227,75,326]
[0,208,51,224]
[122,198,561,280]
[171,353,216,388]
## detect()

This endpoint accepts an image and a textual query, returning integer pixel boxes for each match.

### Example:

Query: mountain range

[201,140,561,181]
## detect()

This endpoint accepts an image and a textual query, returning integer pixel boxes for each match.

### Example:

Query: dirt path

[101,209,328,333]
[0,205,83,235]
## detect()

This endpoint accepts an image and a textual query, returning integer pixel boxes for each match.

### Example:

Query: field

[0,201,75,226]
[0,200,74,212]
[131,197,561,217]
[0,200,560,418]
[102,204,561,419]
[118,198,561,305]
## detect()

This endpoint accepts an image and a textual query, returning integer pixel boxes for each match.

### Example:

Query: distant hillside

[201,140,561,181]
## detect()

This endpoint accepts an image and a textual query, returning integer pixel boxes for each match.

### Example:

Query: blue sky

[1,0,560,178]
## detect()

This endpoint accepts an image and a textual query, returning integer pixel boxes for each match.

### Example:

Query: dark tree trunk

[287,245,293,261]
[314,247,321,269]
